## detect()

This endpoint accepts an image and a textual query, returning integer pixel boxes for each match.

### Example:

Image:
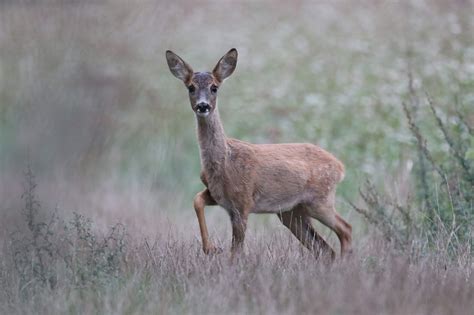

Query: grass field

[0,1,473,314]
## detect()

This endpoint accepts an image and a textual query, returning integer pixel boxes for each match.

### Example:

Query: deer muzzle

[196,102,211,116]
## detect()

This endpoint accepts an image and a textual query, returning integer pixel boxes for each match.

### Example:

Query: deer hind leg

[277,205,336,263]
[308,200,352,258]
[193,189,221,255]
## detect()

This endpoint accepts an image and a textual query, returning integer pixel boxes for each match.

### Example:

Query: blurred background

[0,0,473,244]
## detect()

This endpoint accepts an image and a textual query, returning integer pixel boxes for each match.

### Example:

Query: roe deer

[166,48,352,262]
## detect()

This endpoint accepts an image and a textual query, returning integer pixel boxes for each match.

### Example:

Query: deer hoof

[203,245,223,255]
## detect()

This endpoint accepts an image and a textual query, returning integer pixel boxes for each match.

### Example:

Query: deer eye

[210,85,218,94]
[188,85,196,93]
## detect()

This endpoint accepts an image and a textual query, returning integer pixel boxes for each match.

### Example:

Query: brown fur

[166,48,352,260]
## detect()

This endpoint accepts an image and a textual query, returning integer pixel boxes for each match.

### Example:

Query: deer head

[166,48,238,118]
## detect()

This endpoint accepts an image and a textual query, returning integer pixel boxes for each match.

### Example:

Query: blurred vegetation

[1,0,472,203]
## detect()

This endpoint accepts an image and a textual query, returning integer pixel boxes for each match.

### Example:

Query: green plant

[351,83,473,256]
[11,163,60,297]
[10,164,128,300]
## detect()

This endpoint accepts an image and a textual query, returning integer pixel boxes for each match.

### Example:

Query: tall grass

[1,169,472,314]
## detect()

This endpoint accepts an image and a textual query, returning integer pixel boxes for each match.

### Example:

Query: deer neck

[196,109,228,174]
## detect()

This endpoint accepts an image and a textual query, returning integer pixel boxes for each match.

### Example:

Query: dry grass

[0,172,472,315]
[2,224,473,315]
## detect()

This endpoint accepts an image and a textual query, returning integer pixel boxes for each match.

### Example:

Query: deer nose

[196,102,211,114]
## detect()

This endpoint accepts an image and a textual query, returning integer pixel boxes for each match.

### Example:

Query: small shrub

[11,163,60,296]
[9,164,128,299]
[351,79,473,257]
[64,213,126,288]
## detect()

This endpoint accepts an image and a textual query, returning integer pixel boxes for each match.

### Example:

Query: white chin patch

[196,109,210,117]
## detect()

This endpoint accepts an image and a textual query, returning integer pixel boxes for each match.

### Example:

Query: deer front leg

[229,210,249,260]
[193,189,221,255]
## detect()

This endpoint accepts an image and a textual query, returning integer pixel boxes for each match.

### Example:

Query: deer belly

[251,187,310,214]
[250,167,311,213]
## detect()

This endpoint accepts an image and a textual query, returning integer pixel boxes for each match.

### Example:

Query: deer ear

[212,48,238,82]
[166,50,193,82]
